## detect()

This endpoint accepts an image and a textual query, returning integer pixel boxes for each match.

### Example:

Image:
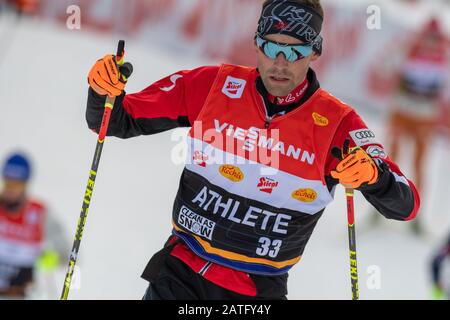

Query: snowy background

[1,0,450,300]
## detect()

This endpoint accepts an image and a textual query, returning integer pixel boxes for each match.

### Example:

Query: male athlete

[85,0,420,299]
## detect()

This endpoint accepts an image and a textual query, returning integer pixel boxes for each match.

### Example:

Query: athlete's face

[255,33,319,97]
[1,179,27,204]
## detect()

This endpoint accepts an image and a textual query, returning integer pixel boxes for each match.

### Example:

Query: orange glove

[88,54,126,97]
[331,147,379,189]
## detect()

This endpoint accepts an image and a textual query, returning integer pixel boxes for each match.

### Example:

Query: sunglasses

[255,35,314,62]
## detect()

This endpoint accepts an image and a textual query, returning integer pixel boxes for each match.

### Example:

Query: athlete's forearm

[358,159,419,221]
[86,88,189,139]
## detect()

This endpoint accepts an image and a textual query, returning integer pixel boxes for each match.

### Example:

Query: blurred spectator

[6,0,40,15]
[0,0,39,15]
[369,18,449,235]
[430,234,450,299]
[0,152,68,299]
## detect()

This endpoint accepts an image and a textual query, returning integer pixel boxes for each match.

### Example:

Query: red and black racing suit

[86,66,420,299]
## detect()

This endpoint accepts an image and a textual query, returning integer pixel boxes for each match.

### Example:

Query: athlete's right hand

[88,54,126,97]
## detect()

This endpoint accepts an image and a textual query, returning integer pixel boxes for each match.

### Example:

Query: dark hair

[262,0,324,18]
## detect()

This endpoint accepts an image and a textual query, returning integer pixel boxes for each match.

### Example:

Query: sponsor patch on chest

[219,165,244,182]
[291,188,318,203]
[257,177,279,194]
[178,206,216,240]
[222,76,247,99]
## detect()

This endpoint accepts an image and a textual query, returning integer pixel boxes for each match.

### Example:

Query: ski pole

[60,40,132,300]
[345,187,359,300]
[332,140,359,300]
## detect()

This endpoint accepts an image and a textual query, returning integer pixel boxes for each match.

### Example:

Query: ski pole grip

[114,40,133,82]
[117,40,125,57]
[116,40,125,65]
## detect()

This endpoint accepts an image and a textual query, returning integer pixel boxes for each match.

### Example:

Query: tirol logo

[312,112,329,126]
[193,151,209,167]
[292,188,317,203]
[257,177,279,194]
[366,145,387,159]
[219,165,244,182]
[222,76,246,99]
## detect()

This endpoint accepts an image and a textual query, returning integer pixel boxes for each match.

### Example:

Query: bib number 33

[256,237,282,258]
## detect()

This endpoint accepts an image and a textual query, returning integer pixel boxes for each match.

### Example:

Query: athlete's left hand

[331,141,379,189]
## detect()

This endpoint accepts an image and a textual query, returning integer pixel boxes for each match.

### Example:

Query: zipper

[198,262,212,276]
[253,85,324,128]
[258,93,273,129]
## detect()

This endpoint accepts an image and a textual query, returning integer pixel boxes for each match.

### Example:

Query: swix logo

[257,177,279,194]
[222,76,246,99]
[193,151,209,167]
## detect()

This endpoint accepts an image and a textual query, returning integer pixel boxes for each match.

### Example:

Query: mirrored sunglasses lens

[257,36,312,61]
[296,46,313,59]
[264,41,278,59]
[286,49,299,62]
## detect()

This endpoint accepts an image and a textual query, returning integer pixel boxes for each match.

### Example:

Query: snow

[1,14,450,300]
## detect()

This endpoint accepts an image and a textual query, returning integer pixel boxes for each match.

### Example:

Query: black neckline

[256,68,321,118]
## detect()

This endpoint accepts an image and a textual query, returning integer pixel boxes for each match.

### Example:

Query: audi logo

[355,131,375,139]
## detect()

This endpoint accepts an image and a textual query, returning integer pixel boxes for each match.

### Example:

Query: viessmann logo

[291,188,317,203]
[222,76,246,99]
[219,165,244,182]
